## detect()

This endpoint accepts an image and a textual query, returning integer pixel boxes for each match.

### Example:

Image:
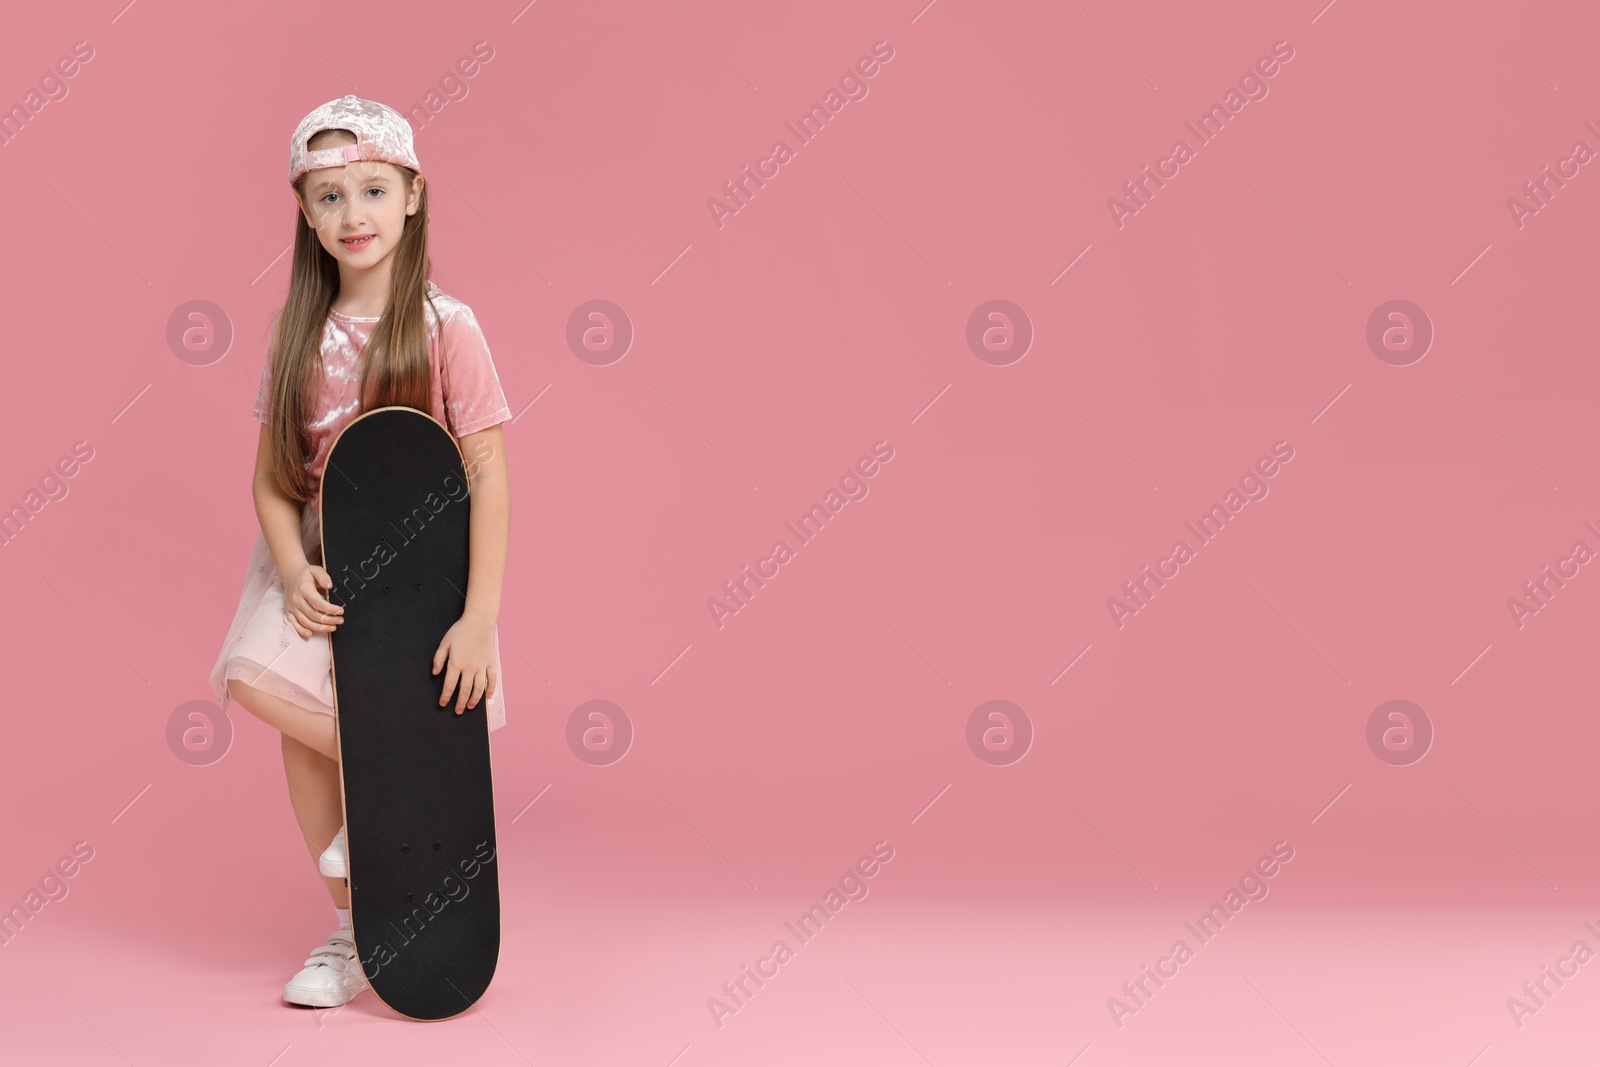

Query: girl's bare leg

[228,678,337,761]
[280,732,349,908]
[228,679,347,907]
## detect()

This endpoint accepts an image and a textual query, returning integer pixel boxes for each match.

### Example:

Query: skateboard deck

[319,405,500,1021]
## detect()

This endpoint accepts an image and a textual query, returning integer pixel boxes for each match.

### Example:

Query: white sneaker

[283,928,367,1007]
[318,826,347,879]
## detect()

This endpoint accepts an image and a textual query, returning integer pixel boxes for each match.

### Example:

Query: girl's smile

[339,233,377,252]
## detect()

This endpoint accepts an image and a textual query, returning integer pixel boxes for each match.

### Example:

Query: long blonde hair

[266,128,438,501]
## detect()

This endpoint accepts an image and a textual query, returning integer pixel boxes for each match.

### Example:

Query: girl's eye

[318,188,382,204]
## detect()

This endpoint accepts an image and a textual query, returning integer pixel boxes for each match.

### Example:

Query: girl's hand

[283,563,344,638]
[432,614,497,714]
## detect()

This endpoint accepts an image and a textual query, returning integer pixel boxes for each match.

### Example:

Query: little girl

[208,95,513,1008]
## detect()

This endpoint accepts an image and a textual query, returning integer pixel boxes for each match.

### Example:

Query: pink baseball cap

[287,94,421,187]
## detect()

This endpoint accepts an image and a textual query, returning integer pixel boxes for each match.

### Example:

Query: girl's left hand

[432,614,498,713]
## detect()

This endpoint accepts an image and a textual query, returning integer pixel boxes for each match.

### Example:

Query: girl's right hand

[283,563,344,637]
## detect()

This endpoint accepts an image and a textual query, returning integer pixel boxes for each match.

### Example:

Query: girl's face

[296,159,422,270]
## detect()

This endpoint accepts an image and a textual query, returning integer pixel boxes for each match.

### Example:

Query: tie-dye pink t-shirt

[252,281,513,510]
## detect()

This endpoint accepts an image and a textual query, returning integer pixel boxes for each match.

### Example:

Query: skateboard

[319,405,501,1021]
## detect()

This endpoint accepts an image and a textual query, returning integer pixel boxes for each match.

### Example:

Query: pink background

[3,0,1599,1063]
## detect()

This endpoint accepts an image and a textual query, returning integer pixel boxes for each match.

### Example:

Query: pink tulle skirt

[208,500,507,732]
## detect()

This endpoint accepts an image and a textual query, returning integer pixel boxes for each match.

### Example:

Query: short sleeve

[251,356,270,422]
[252,316,280,423]
[440,304,512,437]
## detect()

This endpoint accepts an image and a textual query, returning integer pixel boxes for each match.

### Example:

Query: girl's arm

[461,424,510,624]
[432,423,510,712]
[252,422,342,637]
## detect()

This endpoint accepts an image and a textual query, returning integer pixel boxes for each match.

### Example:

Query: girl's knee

[281,723,338,767]
[281,731,317,760]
